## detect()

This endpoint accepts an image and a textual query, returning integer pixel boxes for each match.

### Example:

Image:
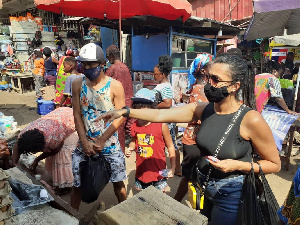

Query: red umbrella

[34,0,191,22]
[35,0,191,60]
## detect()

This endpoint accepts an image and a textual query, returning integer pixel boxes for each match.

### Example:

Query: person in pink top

[12,107,78,194]
[255,60,297,115]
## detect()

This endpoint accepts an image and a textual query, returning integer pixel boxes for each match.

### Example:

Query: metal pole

[293,69,300,111]
[119,0,122,61]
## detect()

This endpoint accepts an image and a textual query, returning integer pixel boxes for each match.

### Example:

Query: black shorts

[181,144,201,180]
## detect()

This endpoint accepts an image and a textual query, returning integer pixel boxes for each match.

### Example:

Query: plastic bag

[80,154,111,203]
[9,179,54,215]
[237,162,279,225]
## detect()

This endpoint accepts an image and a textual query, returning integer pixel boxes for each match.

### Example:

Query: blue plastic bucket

[37,98,54,115]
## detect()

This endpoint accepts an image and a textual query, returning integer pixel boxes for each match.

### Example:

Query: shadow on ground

[0,104,40,127]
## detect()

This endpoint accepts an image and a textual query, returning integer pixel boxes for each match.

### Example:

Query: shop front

[131,29,216,102]
[127,16,241,102]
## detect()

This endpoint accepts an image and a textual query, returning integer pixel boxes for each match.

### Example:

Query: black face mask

[204,83,230,103]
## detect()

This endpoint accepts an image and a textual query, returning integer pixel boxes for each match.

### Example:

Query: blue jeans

[197,170,244,225]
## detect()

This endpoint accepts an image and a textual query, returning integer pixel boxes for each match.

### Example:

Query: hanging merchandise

[83,25,100,41]
[54,33,64,47]
[7,45,13,55]
[31,31,43,48]
[253,50,261,60]
[256,38,264,44]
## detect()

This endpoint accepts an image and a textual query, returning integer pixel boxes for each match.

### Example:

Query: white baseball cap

[77,43,105,62]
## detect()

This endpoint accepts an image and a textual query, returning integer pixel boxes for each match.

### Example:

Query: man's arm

[125,137,136,158]
[274,97,298,115]
[29,141,64,173]
[72,78,96,156]
[95,80,126,149]
[157,99,172,109]
[162,123,175,177]
[52,57,59,64]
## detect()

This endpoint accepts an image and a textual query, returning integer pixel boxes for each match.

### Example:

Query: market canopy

[34,0,192,22]
[273,33,300,47]
[244,0,300,40]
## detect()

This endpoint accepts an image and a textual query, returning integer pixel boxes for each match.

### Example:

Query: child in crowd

[126,88,176,192]
[43,47,59,86]
[153,55,181,176]
[59,57,84,107]
[32,50,45,97]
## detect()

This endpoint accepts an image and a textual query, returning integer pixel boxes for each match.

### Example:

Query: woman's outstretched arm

[97,102,209,124]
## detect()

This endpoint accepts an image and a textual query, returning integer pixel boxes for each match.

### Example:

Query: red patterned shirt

[19,107,75,153]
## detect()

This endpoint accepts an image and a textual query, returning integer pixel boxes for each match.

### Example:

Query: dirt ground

[0,90,299,219]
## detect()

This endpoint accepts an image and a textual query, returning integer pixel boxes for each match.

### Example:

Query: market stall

[131,30,216,102]
[127,16,241,101]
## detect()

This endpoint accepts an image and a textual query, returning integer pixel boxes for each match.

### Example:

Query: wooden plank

[90,186,208,225]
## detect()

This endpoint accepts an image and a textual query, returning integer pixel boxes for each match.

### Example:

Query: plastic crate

[37,98,54,115]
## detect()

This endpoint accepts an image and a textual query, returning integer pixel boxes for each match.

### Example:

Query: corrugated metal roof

[189,16,243,30]
[190,0,253,22]
[245,8,300,40]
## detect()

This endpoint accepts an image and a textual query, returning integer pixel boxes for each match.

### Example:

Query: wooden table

[281,119,300,171]
[5,72,34,94]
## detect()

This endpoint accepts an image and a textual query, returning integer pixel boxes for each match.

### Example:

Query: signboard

[271,47,300,63]
[272,52,286,57]
[271,48,288,63]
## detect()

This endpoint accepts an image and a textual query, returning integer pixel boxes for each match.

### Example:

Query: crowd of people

[11,43,300,224]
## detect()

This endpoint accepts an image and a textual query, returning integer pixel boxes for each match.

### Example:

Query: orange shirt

[33,58,45,76]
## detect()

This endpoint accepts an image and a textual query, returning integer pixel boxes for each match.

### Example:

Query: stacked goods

[9,13,39,63]
[0,169,14,224]
[0,113,17,140]
[0,139,10,159]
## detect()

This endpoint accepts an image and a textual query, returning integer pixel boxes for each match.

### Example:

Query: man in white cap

[71,43,127,210]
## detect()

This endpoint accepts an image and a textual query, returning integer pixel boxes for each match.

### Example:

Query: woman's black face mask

[204,83,230,103]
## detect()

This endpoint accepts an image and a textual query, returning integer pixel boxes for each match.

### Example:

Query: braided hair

[211,55,256,109]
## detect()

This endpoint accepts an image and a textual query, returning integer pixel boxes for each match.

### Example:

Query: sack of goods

[0,169,14,223]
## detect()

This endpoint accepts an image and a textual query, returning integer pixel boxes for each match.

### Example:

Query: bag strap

[202,104,247,190]
[256,161,261,172]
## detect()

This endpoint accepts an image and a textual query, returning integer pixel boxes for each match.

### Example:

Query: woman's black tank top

[196,102,253,179]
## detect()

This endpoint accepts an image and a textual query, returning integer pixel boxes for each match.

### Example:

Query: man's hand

[29,159,39,174]
[93,138,105,153]
[287,110,299,116]
[82,141,97,157]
